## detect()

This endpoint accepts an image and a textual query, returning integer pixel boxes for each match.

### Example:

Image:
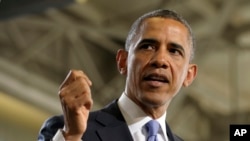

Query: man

[38,9,197,141]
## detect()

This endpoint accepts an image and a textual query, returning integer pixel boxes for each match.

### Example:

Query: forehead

[139,17,189,42]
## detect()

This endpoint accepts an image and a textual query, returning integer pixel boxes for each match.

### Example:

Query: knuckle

[71,70,84,77]
[76,77,88,87]
[70,70,78,76]
[58,88,65,96]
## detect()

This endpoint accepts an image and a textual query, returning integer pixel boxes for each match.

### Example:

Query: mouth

[143,73,169,84]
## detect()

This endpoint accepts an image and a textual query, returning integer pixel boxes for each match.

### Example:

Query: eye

[168,43,184,57]
[139,44,155,50]
[169,48,183,56]
[137,39,158,51]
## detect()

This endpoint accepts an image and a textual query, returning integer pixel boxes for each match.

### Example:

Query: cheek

[175,66,188,85]
[127,56,139,78]
[171,63,187,84]
[127,56,146,84]
[128,54,145,72]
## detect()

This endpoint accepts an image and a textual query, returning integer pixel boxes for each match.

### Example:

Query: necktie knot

[145,120,160,141]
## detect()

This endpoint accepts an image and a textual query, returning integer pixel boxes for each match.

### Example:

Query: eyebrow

[170,42,184,51]
[138,38,159,45]
[139,39,185,50]
[137,38,186,56]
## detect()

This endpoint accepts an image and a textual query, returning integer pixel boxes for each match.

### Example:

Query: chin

[142,92,171,105]
[140,95,164,107]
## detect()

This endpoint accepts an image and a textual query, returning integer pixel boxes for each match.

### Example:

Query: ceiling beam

[0,58,61,114]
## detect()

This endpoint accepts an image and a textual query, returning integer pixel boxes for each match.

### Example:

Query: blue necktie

[145,120,160,141]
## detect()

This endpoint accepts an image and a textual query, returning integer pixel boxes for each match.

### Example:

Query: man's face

[118,17,197,109]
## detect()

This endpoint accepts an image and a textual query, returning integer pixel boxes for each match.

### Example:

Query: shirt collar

[118,92,167,139]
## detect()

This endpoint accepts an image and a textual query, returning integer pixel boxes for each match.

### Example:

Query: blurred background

[0,0,250,141]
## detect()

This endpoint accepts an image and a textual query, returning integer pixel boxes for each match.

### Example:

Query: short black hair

[125,9,195,60]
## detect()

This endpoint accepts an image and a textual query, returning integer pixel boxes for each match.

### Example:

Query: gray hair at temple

[125,9,196,61]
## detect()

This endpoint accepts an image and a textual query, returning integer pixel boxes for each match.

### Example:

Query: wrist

[62,129,82,141]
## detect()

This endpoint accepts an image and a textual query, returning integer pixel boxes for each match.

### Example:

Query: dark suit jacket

[38,100,183,141]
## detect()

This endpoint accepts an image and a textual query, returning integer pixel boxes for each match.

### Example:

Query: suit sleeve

[37,115,64,141]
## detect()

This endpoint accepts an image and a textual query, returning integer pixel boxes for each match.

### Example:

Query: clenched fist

[58,70,93,141]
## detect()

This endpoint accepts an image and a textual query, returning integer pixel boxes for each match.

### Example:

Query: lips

[143,73,169,83]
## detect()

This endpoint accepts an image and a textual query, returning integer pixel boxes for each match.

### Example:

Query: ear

[183,64,198,87]
[116,49,128,75]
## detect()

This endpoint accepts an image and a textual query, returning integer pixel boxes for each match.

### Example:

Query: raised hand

[58,70,93,141]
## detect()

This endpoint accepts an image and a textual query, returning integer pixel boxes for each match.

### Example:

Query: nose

[149,49,169,69]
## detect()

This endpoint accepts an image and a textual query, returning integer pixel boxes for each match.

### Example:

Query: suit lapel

[96,124,133,141]
[166,122,175,141]
[166,122,183,141]
[94,100,133,141]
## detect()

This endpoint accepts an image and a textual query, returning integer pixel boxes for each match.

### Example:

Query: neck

[125,92,170,119]
[139,101,169,119]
